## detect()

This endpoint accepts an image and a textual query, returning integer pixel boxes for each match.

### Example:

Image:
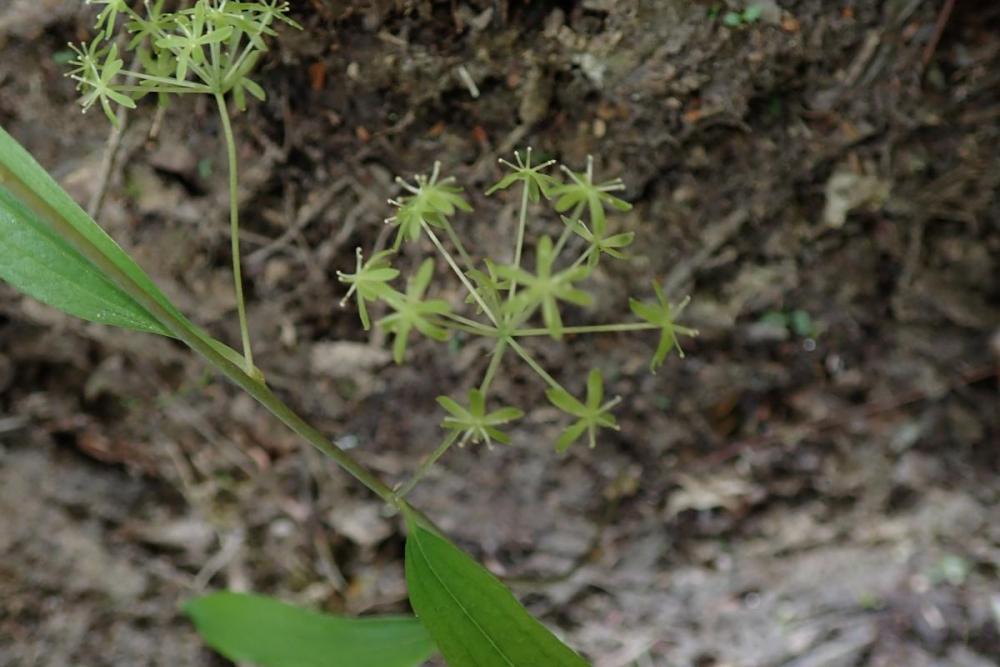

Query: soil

[1,1,998,666]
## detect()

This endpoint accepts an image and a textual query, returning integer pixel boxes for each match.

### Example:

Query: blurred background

[0,1,997,665]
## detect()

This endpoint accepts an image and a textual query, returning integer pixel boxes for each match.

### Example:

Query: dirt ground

[0,1,998,666]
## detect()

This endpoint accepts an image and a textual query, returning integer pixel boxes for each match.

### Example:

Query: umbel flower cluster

[339,150,697,492]
[69,0,298,125]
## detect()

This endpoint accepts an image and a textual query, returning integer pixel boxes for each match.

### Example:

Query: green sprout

[70,0,301,374]
[339,152,698,497]
[722,4,764,27]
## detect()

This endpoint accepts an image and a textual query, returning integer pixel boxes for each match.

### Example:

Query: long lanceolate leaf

[404,513,589,667]
[0,185,167,333]
[184,592,437,667]
[0,127,169,334]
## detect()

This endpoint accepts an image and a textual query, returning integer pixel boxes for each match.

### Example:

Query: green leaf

[0,127,168,334]
[185,592,436,667]
[545,387,586,416]
[0,186,164,333]
[586,368,604,405]
[554,419,588,453]
[404,516,588,667]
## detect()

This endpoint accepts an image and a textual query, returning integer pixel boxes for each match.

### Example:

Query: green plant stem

[215,92,254,374]
[422,222,499,326]
[117,71,212,90]
[552,202,584,259]
[209,35,223,83]
[479,339,508,394]
[441,219,475,271]
[396,431,462,498]
[506,184,531,300]
[508,339,567,394]
[512,322,658,336]
[115,84,212,95]
[569,246,593,271]
[440,311,496,336]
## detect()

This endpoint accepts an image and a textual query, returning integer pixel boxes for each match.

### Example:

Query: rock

[823,168,890,228]
[310,341,391,378]
[327,502,392,548]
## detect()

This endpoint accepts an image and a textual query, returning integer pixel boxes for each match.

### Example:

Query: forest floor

[0,1,997,666]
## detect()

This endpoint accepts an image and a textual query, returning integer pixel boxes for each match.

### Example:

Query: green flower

[386,162,472,248]
[561,215,635,267]
[72,1,303,123]
[550,156,632,235]
[437,389,524,448]
[155,10,234,81]
[204,3,273,49]
[199,1,298,50]
[486,147,559,202]
[337,248,399,330]
[629,285,698,373]
[68,41,137,127]
[379,259,451,363]
[495,236,591,338]
[546,369,620,452]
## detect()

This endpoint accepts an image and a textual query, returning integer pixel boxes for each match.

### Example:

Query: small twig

[456,65,480,98]
[922,0,957,70]
[470,123,531,182]
[193,529,246,591]
[663,208,749,296]
[87,111,128,219]
[246,177,351,265]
